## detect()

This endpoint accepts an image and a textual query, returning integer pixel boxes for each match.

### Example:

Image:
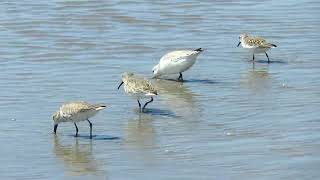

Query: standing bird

[237,32,277,63]
[53,101,107,139]
[152,48,204,81]
[118,72,158,112]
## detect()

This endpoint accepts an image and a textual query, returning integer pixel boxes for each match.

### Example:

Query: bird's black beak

[54,124,58,134]
[117,81,124,90]
[237,41,241,47]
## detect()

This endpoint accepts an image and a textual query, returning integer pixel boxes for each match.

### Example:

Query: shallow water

[0,0,320,179]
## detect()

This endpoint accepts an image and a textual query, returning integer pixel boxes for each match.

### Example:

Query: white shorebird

[152,48,204,81]
[118,72,158,112]
[53,101,107,139]
[237,32,277,63]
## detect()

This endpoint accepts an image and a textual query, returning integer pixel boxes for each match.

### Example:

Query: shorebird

[237,32,277,63]
[152,48,204,81]
[118,72,158,112]
[53,101,107,139]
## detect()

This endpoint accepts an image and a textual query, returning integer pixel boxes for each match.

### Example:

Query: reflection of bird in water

[53,136,105,177]
[125,114,156,150]
[240,68,272,93]
[151,79,198,116]
[124,114,157,163]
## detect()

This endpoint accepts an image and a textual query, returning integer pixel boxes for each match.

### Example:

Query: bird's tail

[194,48,203,52]
[146,90,158,96]
[270,44,277,47]
[94,104,107,111]
[261,43,277,48]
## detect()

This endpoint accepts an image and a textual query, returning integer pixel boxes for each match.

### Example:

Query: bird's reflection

[53,136,105,177]
[240,66,272,93]
[125,114,157,163]
[151,79,199,116]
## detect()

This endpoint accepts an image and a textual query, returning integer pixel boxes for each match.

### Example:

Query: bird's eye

[152,70,154,73]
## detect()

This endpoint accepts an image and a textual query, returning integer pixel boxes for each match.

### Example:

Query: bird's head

[52,111,60,134]
[238,32,249,47]
[152,64,160,78]
[122,72,134,79]
[118,72,134,89]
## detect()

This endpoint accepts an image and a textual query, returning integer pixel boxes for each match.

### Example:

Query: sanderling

[53,101,107,139]
[237,32,277,63]
[152,48,203,81]
[118,72,158,112]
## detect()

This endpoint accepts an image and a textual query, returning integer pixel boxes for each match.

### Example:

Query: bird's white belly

[160,58,196,74]
[243,44,270,54]
[69,111,97,122]
[252,48,270,54]
[124,88,151,99]
[129,92,152,100]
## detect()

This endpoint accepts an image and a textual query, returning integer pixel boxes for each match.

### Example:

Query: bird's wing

[60,101,93,117]
[129,77,157,95]
[259,42,276,48]
[141,80,157,95]
[246,36,267,47]
[160,50,197,64]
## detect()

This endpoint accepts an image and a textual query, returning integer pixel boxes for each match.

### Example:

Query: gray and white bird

[118,72,158,112]
[237,32,277,63]
[53,101,107,138]
[152,48,203,81]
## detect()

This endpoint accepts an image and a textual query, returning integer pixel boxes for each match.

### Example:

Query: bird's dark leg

[87,120,93,139]
[74,123,78,137]
[265,52,270,63]
[54,124,58,134]
[178,73,183,81]
[252,54,255,61]
[142,97,154,112]
[252,61,255,70]
[137,100,142,112]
